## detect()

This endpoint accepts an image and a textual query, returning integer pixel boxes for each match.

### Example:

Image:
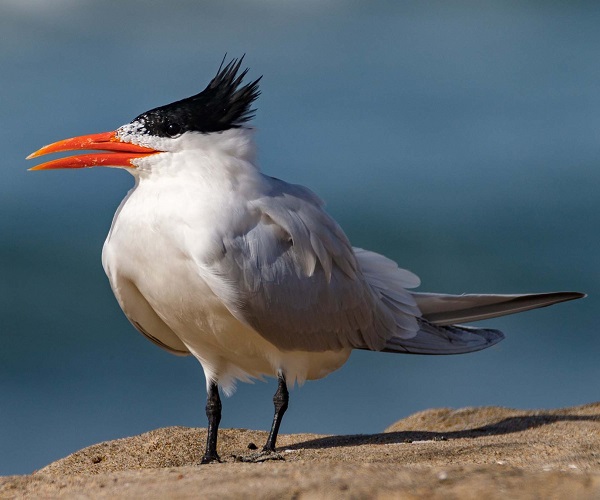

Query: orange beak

[27,131,159,170]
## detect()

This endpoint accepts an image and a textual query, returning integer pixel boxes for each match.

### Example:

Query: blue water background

[1,1,598,475]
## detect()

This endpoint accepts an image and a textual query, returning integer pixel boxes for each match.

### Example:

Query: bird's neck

[134,128,261,183]
[192,127,258,165]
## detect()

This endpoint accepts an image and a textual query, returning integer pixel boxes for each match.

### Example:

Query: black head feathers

[132,57,262,137]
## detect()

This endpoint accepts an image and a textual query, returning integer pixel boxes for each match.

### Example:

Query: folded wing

[203,176,585,356]
[414,291,585,326]
[205,177,421,352]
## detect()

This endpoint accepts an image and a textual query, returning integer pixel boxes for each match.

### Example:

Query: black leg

[201,381,222,464]
[263,373,289,452]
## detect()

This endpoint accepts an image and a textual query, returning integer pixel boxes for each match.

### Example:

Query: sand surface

[2,402,600,498]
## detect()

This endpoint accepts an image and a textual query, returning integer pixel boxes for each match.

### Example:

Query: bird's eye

[165,122,182,138]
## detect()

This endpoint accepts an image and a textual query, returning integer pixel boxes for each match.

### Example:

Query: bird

[28,57,584,464]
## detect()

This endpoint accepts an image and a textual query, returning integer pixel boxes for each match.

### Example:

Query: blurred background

[1,0,598,475]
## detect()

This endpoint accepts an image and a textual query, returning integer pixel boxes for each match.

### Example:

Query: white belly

[102,184,350,394]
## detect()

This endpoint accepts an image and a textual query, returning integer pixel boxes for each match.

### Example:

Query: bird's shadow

[284,413,600,450]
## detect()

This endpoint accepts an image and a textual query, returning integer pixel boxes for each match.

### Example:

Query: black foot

[233,450,285,463]
[201,452,222,464]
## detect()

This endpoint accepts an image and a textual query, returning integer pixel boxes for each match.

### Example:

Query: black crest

[133,56,262,137]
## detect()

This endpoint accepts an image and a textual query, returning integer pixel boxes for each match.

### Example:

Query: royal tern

[28,57,584,463]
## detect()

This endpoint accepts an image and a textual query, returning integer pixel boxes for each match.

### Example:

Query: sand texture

[2,402,600,499]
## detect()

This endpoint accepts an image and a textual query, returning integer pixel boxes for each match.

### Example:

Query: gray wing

[381,319,505,355]
[413,291,586,325]
[382,291,585,355]
[202,177,580,356]
[206,177,421,352]
[383,291,585,355]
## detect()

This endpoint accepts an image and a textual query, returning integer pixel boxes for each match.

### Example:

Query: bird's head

[27,57,261,172]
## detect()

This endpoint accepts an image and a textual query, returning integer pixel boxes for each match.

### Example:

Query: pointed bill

[27,131,158,170]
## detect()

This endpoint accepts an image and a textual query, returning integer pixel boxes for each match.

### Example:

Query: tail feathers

[382,319,504,355]
[413,291,585,326]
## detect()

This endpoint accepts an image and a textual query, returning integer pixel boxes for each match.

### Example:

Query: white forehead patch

[116,121,147,144]
[116,120,177,153]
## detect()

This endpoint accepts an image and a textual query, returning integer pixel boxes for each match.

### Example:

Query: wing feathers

[214,178,397,352]
[205,176,583,356]
[381,320,505,355]
[414,291,585,326]
[309,232,332,282]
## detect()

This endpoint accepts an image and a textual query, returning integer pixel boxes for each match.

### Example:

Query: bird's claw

[233,450,285,463]
[200,452,222,464]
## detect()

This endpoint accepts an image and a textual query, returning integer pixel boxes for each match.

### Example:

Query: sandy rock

[2,403,600,498]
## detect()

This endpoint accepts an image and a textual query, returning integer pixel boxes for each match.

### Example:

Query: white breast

[102,155,350,394]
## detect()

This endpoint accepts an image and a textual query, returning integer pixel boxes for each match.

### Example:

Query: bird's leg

[233,373,288,462]
[263,372,289,452]
[201,381,222,464]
